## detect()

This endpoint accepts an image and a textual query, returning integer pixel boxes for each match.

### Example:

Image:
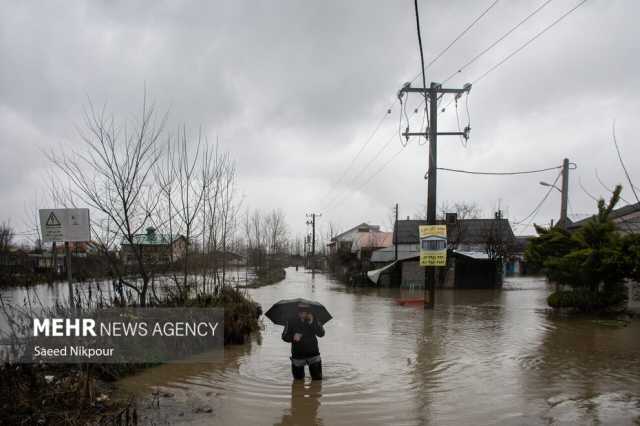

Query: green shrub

[547,288,628,312]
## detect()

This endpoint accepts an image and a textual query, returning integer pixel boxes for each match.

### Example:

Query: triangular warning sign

[46,212,62,227]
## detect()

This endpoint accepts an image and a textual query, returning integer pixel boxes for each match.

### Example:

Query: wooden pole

[65,241,73,308]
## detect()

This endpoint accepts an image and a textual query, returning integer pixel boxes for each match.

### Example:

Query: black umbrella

[265,298,332,326]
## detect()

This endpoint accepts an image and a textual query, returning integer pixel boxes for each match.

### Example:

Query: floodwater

[0,268,252,308]
[115,268,640,425]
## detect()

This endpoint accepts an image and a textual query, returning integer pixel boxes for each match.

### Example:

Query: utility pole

[540,158,573,229]
[560,158,569,229]
[394,203,399,262]
[306,213,321,268]
[64,241,73,308]
[399,82,471,309]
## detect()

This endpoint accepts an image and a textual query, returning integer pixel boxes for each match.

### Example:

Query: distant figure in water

[282,305,325,380]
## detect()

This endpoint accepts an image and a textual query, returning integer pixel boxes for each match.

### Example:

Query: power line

[322,129,397,212]
[414,0,429,111]
[578,177,599,202]
[443,0,556,84]
[513,170,562,228]
[426,0,500,71]
[402,0,499,137]
[595,168,631,205]
[611,120,640,205]
[473,0,589,84]
[439,0,588,113]
[406,0,502,86]
[436,165,561,176]
[320,0,503,211]
[324,147,407,214]
[323,103,426,212]
[317,106,394,207]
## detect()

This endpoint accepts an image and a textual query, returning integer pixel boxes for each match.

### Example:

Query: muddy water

[114,269,639,425]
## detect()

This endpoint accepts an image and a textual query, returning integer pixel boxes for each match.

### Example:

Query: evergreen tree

[525,185,636,311]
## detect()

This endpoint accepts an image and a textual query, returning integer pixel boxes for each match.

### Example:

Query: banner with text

[419,225,447,267]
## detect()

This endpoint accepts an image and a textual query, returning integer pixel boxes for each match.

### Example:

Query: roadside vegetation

[526,185,640,313]
[0,93,292,424]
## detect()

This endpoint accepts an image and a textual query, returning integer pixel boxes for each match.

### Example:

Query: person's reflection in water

[276,380,323,426]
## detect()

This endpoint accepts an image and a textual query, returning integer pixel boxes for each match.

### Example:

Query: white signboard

[39,209,90,242]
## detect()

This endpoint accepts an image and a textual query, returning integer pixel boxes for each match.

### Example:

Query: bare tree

[265,209,287,255]
[171,127,207,293]
[49,94,165,306]
[0,222,14,254]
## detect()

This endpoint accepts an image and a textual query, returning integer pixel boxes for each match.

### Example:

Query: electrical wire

[317,106,394,208]
[439,0,588,114]
[320,0,504,214]
[414,0,430,126]
[322,107,426,213]
[455,99,467,148]
[323,0,495,209]
[578,177,599,203]
[404,0,501,129]
[612,120,640,204]
[323,130,397,212]
[473,0,589,84]
[324,147,407,214]
[436,165,562,176]
[595,168,631,205]
[443,0,556,85]
[427,0,501,72]
[513,170,562,227]
[406,0,502,87]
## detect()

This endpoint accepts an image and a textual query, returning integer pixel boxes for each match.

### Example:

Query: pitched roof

[122,232,183,246]
[567,202,640,233]
[395,218,515,244]
[332,223,381,241]
[353,232,394,250]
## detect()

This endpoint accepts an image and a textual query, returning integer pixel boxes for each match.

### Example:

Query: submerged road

[111,268,638,424]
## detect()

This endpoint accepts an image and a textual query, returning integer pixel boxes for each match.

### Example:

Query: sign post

[39,209,90,307]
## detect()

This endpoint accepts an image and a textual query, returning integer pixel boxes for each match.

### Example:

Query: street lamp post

[540,158,571,229]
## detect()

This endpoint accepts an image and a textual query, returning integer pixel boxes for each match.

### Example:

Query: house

[327,223,393,281]
[120,227,187,265]
[207,250,246,267]
[328,223,393,260]
[507,235,533,275]
[567,201,640,235]
[369,214,516,288]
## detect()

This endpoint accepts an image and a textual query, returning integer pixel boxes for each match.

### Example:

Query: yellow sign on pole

[419,225,447,266]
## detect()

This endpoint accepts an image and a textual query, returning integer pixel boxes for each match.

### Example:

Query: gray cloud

[1,0,639,242]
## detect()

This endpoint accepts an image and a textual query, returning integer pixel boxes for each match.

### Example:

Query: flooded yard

[112,268,640,425]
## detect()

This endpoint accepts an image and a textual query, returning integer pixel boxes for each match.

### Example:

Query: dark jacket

[281,318,325,359]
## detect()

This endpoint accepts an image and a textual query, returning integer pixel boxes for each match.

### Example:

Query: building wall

[627,280,640,314]
[615,210,640,235]
[401,261,425,288]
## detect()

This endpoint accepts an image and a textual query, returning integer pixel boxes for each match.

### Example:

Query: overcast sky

[1,0,639,244]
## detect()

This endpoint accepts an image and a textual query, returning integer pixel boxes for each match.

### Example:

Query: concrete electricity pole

[560,158,570,229]
[400,82,471,309]
[540,158,573,229]
[394,203,399,262]
[306,213,321,268]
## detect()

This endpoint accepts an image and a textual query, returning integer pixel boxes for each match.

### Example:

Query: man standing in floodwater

[281,305,325,380]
